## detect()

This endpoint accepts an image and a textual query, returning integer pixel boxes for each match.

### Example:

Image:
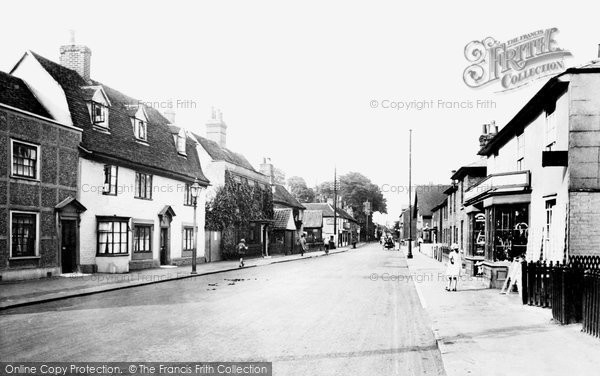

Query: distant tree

[273,167,286,185]
[287,176,316,203]
[314,181,334,203]
[315,172,387,240]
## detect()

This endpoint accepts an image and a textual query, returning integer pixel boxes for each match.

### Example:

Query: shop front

[463,170,531,288]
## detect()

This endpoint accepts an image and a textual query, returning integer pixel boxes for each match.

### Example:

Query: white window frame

[133,118,147,142]
[10,139,40,181]
[517,133,525,171]
[9,210,40,259]
[545,107,557,150]
[91,101,108,127]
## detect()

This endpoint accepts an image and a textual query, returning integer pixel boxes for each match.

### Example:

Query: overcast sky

[1,0,598,222]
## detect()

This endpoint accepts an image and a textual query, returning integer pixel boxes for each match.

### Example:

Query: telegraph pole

[408,129,413,259]
[333,167,337,247]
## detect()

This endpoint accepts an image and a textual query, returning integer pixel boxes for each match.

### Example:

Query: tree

[315,172,387,240]
[205,170,274,259]
[273,167,286,185]
[287,176,316,203]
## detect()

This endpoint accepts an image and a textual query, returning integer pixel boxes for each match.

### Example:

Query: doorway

[160,228,170,265]
[61,220,77,273]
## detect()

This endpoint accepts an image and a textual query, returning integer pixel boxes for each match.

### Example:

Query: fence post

[528,261,534,305]
[582,270,589,334]
[521,261,528,305]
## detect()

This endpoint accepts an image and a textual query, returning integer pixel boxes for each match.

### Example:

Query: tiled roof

[336,207,357,222]
[273,208,293,230]
[29,52,208,184]
[415,185,451,217]
[273,184,305,209]
[451,159,487,181]
[0,71,51,118]
[303,203,336,217]
[192,133,257,172]
[303,210,323,228]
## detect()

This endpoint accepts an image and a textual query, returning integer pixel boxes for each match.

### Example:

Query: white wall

[78,158,206,272]
[11,52,73,126]
[486,90,569,262]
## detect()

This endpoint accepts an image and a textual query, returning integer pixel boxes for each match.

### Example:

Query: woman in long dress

[445,244,461,291]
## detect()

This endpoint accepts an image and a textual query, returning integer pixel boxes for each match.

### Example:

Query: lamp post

[408,129,413,259]
[190,178,201,274]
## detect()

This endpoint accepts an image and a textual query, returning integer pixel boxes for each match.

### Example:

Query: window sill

[135,139,149,146]
[102,192,118,196]
[92,125,111,134]
[9,256,40,260]
[134,197,153,201]
[133,251,152,254]
[96,253,130,257]
[10,175,40,182]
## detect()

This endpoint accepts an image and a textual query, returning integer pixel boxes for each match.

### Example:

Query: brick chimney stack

[206,106,227,148]
[478,120,498,148]
[59,30,92,82]
[259,157,274,184]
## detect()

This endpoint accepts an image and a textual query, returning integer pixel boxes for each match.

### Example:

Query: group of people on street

[238,232,333,268]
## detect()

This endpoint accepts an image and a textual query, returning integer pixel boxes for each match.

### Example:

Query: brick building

[0,71,83,280]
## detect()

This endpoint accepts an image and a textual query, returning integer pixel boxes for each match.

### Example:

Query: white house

[464,59,600,286]
[11,45,210,273]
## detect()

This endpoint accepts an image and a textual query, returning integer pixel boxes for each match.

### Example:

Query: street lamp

[190,178,201,274]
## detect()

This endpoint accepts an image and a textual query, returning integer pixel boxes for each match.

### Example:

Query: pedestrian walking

[238,239,248,268]
[327,235,335,254]
[299,233,308,257]
[445,244,461,291]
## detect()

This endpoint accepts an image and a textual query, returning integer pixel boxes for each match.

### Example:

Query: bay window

[97,218,129,255]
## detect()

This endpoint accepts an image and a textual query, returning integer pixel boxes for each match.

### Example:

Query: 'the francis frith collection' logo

[463,28,572,92]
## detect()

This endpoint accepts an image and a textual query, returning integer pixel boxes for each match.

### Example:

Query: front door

[285,231,294,254]
[160,228,169,265]
[61,220,77,273]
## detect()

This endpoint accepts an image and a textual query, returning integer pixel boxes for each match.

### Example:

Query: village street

[0,244,445,376]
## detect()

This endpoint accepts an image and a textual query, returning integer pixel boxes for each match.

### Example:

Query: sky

[1,0,598,223]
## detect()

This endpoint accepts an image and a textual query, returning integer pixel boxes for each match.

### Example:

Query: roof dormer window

[133,118,147,141]
[92,102,107,125]
[82,85,111,131]
[130,105,149,143]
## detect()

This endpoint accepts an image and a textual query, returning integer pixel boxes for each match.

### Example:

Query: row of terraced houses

[410,58,600,288]
[0,42,358,281]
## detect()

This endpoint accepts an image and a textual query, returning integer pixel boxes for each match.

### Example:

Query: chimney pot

[598,44,600,59]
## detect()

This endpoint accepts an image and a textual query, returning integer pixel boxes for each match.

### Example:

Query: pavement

[0,243,445,376]
[0,245,358,310]
[405,245,600,376]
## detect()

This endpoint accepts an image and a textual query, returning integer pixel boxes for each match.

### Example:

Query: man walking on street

[300,233,308,257]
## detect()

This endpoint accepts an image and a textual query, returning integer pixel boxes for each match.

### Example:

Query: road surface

[0,243,445,375]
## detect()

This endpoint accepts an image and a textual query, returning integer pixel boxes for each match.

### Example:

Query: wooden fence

[433,245,451,263]
[583,269,600,338]
[522,256,600,334]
